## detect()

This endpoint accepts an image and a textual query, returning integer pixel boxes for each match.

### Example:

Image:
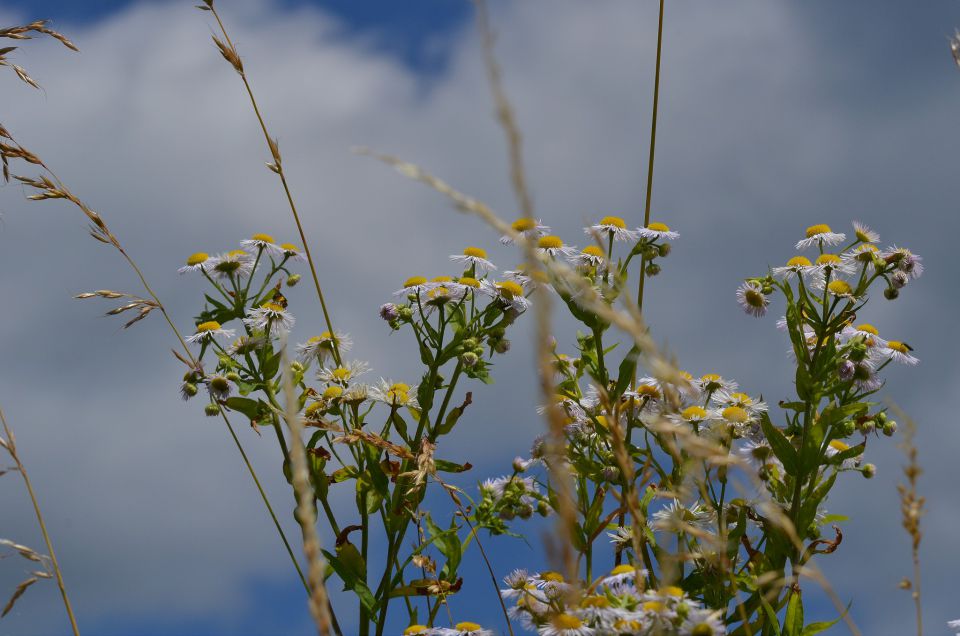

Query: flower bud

[601,466,620,482]
[460,352,479,368]
[181,382,199,398]
[290,361,304,374]
[379,303,399,322]
[517,504,534,519]
[494,339,511,354]
[884,287,899,300]
[209,375,230,393]
[204,403,221,417]
[643,246,659,260]
[462,338,478,350]
[875,411,888,424]
[499,509,515,521]
[861,463,876,479]
[891,271,909,289]
[285,274,301,287]
[883,420,898,436]
[761,284,774,295]
[537,501,551,517]
[645,263,661,276]
[838,360,855,381]
[226,372,241,383]
[839,420,856,437]
[860,419,876,435]
[848,341,868,362]
[398,307,413,321]
[657,243,671,257]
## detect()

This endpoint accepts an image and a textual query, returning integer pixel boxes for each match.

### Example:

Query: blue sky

[2,1,959,635]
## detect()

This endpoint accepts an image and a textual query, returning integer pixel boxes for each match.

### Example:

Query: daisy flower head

[712,390,767,414]
[681,608,726,636]
[697,373,737,394]
[852,220,880,244]
[884,246,924,280]
[840,323,887,349]
[480,279,531,311]
[394,276,432,299]
[637,221,679,241]
[242,302,295,336]
[209,250,255,280]
[843,243,883,270]
[651,499,711,533]
[297,331,352,363]
[402,626,431,636]
[373,379,419,407]
[531,570,570,592]
[279,242,306,262]
[178,252,210,274]
[434,622,493,636]
[423,276,468,309]
[537,235,577,259]
[772,255,816,280]
[240,233,283,257]
[450,246,496,273]
[585,215,639,242]
[672,405,711,426]
[736,281,769,317]
[501,217,551,245]
[601,563,645,589]
[228,335,264,355]
[568,245,607,269]
[883,340,919,365]
[720,405,754,427]
[813,253,855,277]
[795,224,846,250]
[317,360,370,385]
[206,375,232,401]
[538,613,594,636]
[826,439,862,469]
[607,525,633,547]
[737,439,780,470]
[500,569,532,599]
[825,278,857,299]
[187,320,235,343]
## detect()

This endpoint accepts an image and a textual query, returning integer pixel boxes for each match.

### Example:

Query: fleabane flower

[297,331,352,363]
[601,563,646,589]
[317,360,370,385]
[450,246,496,273]
[538,613,594,636]
[736,281,769,317]
[795,224,846,250]
[178,252,210,274]
[671,405,711,427]
[279,242,306,262]
[852,220,880,243]
[697,373,738,394]
[825,439,862,469]
[884,246,924,280]
[209,250,255,280]
[651,499,711,532]
[568,245,607,269]
[585,215,639,242]
[187,320,235,343]
[772,255,816,279]
[825,279,857,299]
[402,626,431,636]
[228,335,264,355]
[372,379,419,407]
[243,302,295,335]
[480,279,531,311]
[501,217,551,245]
[637,221,679,241]
[681,608,726,636]
[433,621,493,636]
[840,323,887,349]
[395,276,431,297]
[537,235,577,258]
[883,340,919,365]
[814,253,855,276]
[712,390,767,414]
[240,233,283,257]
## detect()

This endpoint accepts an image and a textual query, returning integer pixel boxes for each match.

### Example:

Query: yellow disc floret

[458,276,480,288]
[196,320,222,333]
[816,254,842,266]
[403,626,429,636]
[787,256,812,267]
[463,246,488,259]
[599,215,627,228]
[582,245,605,258]
[829,440,850,452]
[512,218,537,232]
[682,406,707,421]
[887,340,910,353]
[636,384,660,399]
[855,323,879,336]
[729,392,753,406]
[827,280,853,296]
[538,235,564,249]
[580,595,610,609]
[250,233,275,243]
[261,302,285,313]
[661,585,684,598]
[643,601,665,612]
[322,386,343,400]
[722,406,749,423]
[497,280,525,298]
[647,221,671,232]
[540,571,564,583]
[330,368,352,383]
[805,224,833,237]
[550,614,583,630]
[610,564,636,575]
[280,243,299,253]
[454,622,482,632]
[403,276,427,288]
[432,276,453,283]
[186,252,209,266]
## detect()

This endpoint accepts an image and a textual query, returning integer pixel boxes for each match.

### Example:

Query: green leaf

[323,546,378,619]
[424,515,462,581]
[224,397,260,420]
[261,351,281,380]
[760,412,799,475]
[801,617,843,636]
[612,346,640,400]
[784,590,803,636]
[434,459,472,474]
[758,592,783,636]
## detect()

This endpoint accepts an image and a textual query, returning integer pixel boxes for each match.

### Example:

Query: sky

[1,0,959,635]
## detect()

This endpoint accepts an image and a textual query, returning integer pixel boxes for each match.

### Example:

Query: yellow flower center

[692,624,715,636]
[855,323,879,336]
[463,246,487,259]
[497,280,525,298]
[647,221,671,232]
[403,626,429,636]
[540,571,564,583]
[250,233,275,243]
[387,389,409,404]
[186,252,209,266]
[701,373,721,383]
[582,245,605,258]
[331,368,351,382]
[580,595,610,608]
[610,564,635,575]
[722,406,749,423]
[227,250,247,258]
[281,243,299,252]
[887,340,910,353]
[829,440,850,452]
[827,280,853,296]
[261,302,285,313]
[729,392,753,405]
[551,614,583,630]
[615,619,643,631]
[805,224,832,237]
[787,256,812,267]
[403,276,427,288]
[682,406,707,420]
[636,384,660,398]
[538,235,564,249]
[512,218,537,232]
[323,386,343,399]
[196,321,222,332]
[432,276,453,283]
[454,622,482,632]
[304,402,325,417]
[594,415,608,428]
[744,288,766,307]
[661,585,684,597]
[643,601,665,612]
[459,276,480,288]
[599,215,627,228]
[390,383,410,392]
[816,254,842,266]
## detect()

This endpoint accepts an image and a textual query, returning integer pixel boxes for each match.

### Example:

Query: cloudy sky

[1,0,958,634]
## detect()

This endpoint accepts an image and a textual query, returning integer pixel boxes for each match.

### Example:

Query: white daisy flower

[297,331,352,363]
[530,571,571,593]
[607,525,634,547]
[402,626,431,636]
[884,246,924,280]
[240,233,284,257]
[697,373,738,394]
[737,439,782,472]
[651,499,711,532]
[227,335,264,355]
[839,323,887,349]
[882,340,919,365]
[500,217,551,245]
[371,379,419,408]
[317,360,370,385]
[432,622,493,636]
[500,569,532,599]
[479,279,531,311]
[450,246,496,273]
[278,242,307,262]
[670,405,712,427]
[537,613,595,636]
[537,235,578,259]
[637,221,679,241]
[825,439,861,469]
[178,252,210,274]
[208,250,256,280]
[852,220,880,244]
[206,375,232,401]
[795,224,846,250]
[423,277,468,310]
[712,390,767,414]
[771,255,817,279]
[719,405,755,427]
[842,243,883,271]
[812,253,856,277]
[850,360,883,391]
[186,320,235,343]
[568,245,607,269]
[394,276,432,298]
[680,608,725,636]
[823,278,858,299]
[601,563,645,589]
[242,302,295,335]
[585,215,639,242]
[736,281,769,317]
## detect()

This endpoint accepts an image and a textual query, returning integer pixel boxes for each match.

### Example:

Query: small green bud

[182,382,199,398]
[761,284,774,295]
[290,361,305,374]
[490,327,506,339]
[226,371,241,383]
[517,504,534,519]
[862,463,877,479]
[657,242,671,257]
[494,339,511,354]
[460,352,479,368]
[645,263,661,276]
[642,246,659,260]
[884,287,899,300]
[398,307,413,321]
[883,420,898,436]
[860,419,876,435]
[840,420,856,437]
[209,376,230,393]
[406,293,417,302]
[499,509,515,521]
[537,501,551,517]
[462,338,478,350]
[204,403,221,417]
[849,341,868,362]
[286,274,301,287]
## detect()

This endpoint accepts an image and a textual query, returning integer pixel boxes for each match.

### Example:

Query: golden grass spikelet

[211,34,243,74]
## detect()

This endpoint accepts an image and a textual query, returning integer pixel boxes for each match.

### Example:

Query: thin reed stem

[0,406,80,636]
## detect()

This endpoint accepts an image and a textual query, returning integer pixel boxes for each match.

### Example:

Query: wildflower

[814,253,855,276]
[826,439,861,469]
[637,221,679,241]
[947,618,960,635]
[451,246,496,273]
[501,217,551,245]
[840,323,887,349]
[712,390,767,415]
[568,245,606,269]
[883,340,919,365]
[434,622,493,636]
[607,525,634,547]
[795,224,846,250]
[720,405,751,425]
[698,373,738,393]
[178,252,210,274]
[651,499,711,532]
[500,569,531,599]
[372,379,419,407]
[852,220,879,243]
[480,279,531,311]
[537,235,577,258]
[317,360,370,385]
[585,215,639,242]
[538,613,594,636]
[240,233,283,257]
[209,250,255,280]
[228,335,264,355]
[186,320,235,343]
[884,246,924,279]
[341,383,371,404]
[297,331,352,363]
[681,608,726,636]
[403,626,430,636]
[672,405,710,426]
[602,563,644,588]
[207,375,231,401]
[279,242,306,262]
[772,255,816,279]
[843,243,883,270]
[825,279,856,299]
[394,276,431,297]
[736,281,769,317]
[243,302,295,336]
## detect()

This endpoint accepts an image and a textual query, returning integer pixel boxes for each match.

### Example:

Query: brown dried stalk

[891,403,924,636]
[0,407,80,634]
